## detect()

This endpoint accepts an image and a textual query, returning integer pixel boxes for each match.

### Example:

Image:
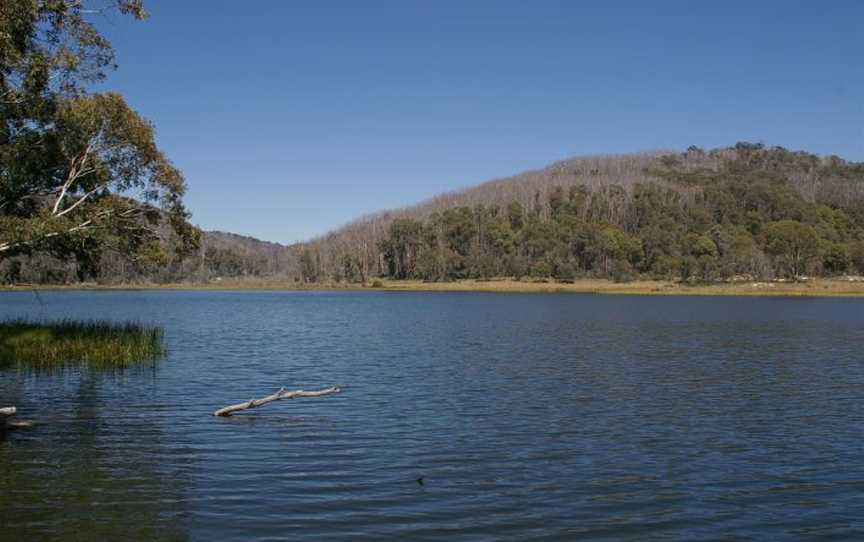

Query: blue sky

[99,1,864,244]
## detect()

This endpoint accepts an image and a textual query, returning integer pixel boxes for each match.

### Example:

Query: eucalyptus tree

[0,0,194,264]
[763,220,821,279]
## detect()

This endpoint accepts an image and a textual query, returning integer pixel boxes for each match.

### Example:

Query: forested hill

[4,143,864,286]
[200,231,296,277]
[0,229,297,285]
[297,143,864,283]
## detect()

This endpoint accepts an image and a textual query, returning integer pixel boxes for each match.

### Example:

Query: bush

[611,261,635,283]
[371,280,384,288]
[529,261,552,278]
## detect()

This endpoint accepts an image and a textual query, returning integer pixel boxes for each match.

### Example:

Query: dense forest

[4,143,864,285]
[0,230,295,285]
[299,143,864,283]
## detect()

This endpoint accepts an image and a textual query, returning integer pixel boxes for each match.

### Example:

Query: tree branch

[53,141,95,215]
[55,179,110,218]
[0,209,113,253]
[212,386,341,417]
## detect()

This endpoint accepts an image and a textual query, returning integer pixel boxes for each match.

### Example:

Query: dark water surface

[2,291,864,540]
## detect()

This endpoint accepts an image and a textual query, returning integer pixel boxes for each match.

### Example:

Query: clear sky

[98,0,864,244]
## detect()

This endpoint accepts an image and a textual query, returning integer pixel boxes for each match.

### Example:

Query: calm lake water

[2,291,864,540]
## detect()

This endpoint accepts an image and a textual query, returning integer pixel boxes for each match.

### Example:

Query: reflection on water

[1,368,189,540]
[1,291,864,540]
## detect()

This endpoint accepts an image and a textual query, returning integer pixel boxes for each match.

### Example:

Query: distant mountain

[199,231,297,278]
[203,231,293,257]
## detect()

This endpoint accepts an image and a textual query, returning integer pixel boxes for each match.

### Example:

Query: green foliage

[379,218,424,279]
[1,1,194,273]
[0,318,164,367]
[366,144,864,283]
[299,248,319,283]
[763,220,820,278]
[850,241,864,274]
[340,254,365,283]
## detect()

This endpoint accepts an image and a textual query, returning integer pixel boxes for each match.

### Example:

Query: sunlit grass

[3,277,864,296]
[344,278,864,297]
[0,319,165,368]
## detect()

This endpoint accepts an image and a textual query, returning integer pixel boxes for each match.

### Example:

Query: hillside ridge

[295,143,864,283]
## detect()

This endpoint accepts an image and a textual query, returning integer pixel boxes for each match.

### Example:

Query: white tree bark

[213,386,340,417]
[0,206,147,253]
[52,141,95,215]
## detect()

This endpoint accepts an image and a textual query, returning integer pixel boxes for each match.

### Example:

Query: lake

[2,290,864,540]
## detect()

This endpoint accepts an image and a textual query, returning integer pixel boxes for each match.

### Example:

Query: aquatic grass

[0,319,165,368]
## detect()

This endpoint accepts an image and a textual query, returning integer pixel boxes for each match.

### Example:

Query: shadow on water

[0,365,191,541]
[213,413,338,428]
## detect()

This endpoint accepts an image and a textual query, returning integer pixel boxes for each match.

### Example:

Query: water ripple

[2,291,864,540]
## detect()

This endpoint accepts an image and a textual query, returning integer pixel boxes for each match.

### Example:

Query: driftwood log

[213,386,340,417]
[1,406,32,430]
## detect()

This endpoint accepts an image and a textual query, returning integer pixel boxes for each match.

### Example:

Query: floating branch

[1,406,32,431]
[212,386,341,417]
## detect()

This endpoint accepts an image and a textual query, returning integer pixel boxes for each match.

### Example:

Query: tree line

[6,141,864,286]
[300,144,864,283]
[0,230,297,285]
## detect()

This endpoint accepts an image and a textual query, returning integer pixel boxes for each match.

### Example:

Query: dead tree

[212,386,340,417]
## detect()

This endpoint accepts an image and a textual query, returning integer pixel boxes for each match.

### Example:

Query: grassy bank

[3,277,864,296]
[363,278,864,297]
[0,319,165,368]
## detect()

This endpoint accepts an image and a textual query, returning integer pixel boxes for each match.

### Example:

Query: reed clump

[0,319,165,368]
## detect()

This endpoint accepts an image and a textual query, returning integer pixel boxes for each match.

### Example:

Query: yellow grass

[4,277,864,297]
[365,278,864,296]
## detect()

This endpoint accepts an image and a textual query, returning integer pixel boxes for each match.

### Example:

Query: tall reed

[0,319,165,368]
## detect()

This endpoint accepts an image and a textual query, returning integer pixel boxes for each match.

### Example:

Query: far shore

[3,277,864,297]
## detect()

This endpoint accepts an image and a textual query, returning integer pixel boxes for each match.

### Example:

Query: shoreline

[3,278,864,297]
